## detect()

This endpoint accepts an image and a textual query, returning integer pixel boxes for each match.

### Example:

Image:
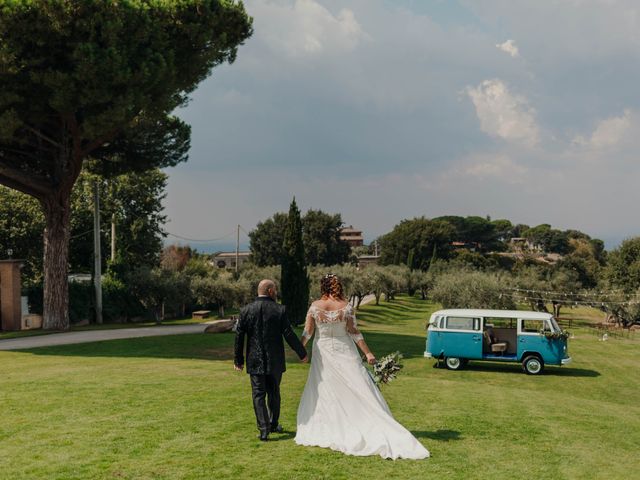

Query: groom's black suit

[234,296,307,436]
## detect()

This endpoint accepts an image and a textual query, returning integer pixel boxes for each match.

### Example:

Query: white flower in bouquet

[369,351,404,387]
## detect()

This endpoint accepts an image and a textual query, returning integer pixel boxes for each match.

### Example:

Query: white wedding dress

[295,304,429,460]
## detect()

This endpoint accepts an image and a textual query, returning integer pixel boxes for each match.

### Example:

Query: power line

[70,225,252,244]
[164,225,251,243]
[164,229,240,243]
[71,228,105,240]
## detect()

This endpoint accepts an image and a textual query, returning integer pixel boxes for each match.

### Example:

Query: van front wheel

[445,357,463,370]
[522,355,544,375]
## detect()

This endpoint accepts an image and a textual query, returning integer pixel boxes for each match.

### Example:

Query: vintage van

[425,309,572,375]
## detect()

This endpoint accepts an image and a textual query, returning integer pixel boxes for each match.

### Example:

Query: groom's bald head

[258,279,277,298]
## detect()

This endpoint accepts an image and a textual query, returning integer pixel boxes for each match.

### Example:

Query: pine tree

[281,198,309,325]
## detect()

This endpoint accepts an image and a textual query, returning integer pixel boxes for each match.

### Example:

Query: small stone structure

[357,255,380,268]
[204,319,237,333]
[21,296,42,330]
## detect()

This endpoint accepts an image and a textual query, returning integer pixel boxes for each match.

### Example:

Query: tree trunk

[41,192,72,330]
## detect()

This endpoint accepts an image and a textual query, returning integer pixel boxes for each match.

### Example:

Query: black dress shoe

[270,424,283,434]
[258,431,269,441]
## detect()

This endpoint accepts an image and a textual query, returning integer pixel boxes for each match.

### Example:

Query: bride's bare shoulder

[312,299,349,311]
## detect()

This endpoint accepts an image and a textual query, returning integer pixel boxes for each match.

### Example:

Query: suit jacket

[234,297,307,375]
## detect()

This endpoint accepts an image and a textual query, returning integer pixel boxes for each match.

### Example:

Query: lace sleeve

[301,306,316,341]
[345,305,364,343]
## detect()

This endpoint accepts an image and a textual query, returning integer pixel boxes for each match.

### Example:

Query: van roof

[431,309,553,320]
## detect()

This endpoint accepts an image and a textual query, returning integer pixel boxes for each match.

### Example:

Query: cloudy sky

[165,0,640,251]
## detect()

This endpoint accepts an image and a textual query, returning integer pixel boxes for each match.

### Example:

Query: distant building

[68,273,105,283]
[450,241,479,252]
[212,251,251,269]
[509,237,542,252]
[340,226,364,247]
[495,251,562,265]
[357,255,380,268]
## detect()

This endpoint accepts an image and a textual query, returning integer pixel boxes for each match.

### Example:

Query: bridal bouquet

[369,351,404,387]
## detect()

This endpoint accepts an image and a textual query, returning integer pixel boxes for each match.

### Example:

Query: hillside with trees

[4,193,640,328]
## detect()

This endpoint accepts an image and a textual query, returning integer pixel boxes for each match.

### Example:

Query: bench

[192,310,212,320]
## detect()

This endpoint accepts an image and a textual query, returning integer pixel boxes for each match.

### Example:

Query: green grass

[1,296,638,479]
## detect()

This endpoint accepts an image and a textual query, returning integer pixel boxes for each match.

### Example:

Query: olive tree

[431,271,515,310]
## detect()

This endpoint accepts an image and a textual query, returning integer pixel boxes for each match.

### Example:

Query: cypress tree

[281,198,309,325]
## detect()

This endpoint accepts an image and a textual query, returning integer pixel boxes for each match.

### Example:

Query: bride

[295,274,429,460]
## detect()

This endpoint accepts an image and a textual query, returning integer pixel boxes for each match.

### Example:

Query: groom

[234,279,308,441]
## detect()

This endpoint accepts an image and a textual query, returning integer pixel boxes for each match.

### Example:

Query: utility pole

[93,182,103,324]
[374,239,379,257]
[235,224,240,273]
[111,213,116,262]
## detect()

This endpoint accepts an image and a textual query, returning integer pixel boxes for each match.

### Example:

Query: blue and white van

[425,309,572,375]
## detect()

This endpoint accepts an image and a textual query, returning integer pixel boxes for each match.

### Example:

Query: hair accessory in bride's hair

[320,273,344,300]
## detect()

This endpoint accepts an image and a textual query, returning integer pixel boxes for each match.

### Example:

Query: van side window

[522,319,551,333]
[485,317,516,329]
[445,316,480,331]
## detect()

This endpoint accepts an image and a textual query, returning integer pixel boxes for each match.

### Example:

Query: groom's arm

[234,309,248,370]
[281,307,307,361]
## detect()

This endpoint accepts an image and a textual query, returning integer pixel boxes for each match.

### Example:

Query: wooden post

[93,182,103,324]
[235,224,240,273]
[111,213,116,262]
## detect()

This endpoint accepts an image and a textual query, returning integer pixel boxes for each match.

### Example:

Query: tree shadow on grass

[357,303,431,328]
[411,429,462,442]
[15,330,430,362]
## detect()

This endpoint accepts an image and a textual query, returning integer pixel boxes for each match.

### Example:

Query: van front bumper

[424,351,433,358]
[561,356,572,365]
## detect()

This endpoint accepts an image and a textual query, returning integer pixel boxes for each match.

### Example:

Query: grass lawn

[0,296,638,479]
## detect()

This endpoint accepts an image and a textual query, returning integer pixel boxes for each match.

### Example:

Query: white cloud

[573,109,632,148]
[496,39,519,57]
[466,79,540,147]
[462,155,528,183]
[167,1,640,248]
[250,0,368,57]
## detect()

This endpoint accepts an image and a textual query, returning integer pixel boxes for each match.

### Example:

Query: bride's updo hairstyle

[320,273,345,300]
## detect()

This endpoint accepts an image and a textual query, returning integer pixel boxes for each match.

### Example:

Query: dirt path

[0,324,207,351]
